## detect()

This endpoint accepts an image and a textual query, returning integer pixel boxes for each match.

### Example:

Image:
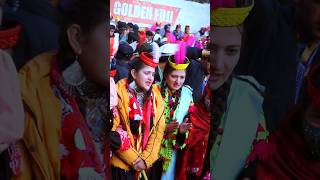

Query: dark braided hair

[201,77,233,176]
[210,77,233,130]
[160,78,182,121]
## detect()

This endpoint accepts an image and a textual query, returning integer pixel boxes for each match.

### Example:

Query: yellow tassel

[133,125,148,180]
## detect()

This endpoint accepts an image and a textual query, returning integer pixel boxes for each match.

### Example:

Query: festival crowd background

[0,0,320,180]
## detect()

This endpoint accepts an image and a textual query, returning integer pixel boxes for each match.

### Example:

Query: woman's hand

[165,120,179,133]
[179,118,192,134]
[132,157,147,171]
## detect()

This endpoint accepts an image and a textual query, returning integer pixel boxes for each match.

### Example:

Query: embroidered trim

[160,87,191,172]
[116,128,131,151]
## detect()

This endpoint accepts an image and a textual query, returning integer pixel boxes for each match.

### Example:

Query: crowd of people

[110,0,320,179]
[109,13,211,180]
[0,0,320,180]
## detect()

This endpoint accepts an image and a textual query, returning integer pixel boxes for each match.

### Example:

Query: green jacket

[211,76,268,180]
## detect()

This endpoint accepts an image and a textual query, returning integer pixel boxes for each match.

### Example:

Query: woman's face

[132,65,155,91]
[166,25,171,32]
[208,26,242,90]
[110,28,115,37]
[78,22,108,87]
[185,26,191,34]
[146,35,153,42]
[206,36,211,48]
[165,69,186,92]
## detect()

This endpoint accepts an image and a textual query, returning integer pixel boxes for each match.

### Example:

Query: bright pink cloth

[183,34,196,47]
[150,25,157,32]
[150,25,161,32]
[166,32,176,43]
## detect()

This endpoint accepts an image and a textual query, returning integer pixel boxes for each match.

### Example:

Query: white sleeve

[0,50,24,150]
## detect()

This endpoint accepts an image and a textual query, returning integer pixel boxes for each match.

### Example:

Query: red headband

[307,64,320,107]
[110,69,117,77]
[140,52,158,68]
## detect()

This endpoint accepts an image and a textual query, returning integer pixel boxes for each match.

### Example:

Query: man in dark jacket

[184,46,210,103]
[114,43,134,82]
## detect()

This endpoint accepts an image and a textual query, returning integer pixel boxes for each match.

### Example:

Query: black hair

[202,77,233,176]
[127,22,134,29]
[236,0,253,7]
[117,21,129,35]
[115,43,134,61]
[199,29,205,36]
[127,32,140,44]
[133,24,139,33]
[159,56,169,63]
[295,0,320,44]
[128,57,145,83]
[138,42,152,54]
[164,24,171,31]
[234,19,250,74]
[56,0,107,71]
[146,30,154,37]
[185,25,190,31]
[313,70,320,89]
